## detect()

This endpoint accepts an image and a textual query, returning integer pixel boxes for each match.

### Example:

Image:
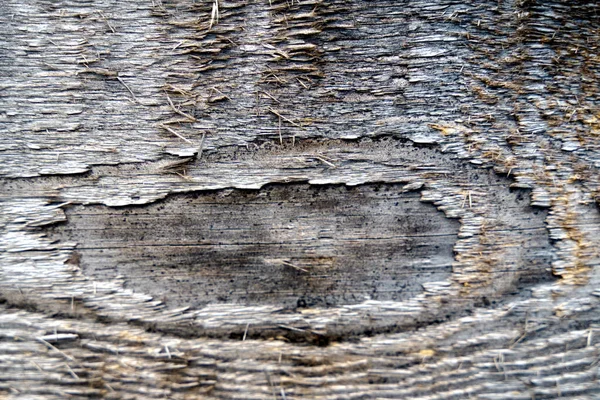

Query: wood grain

[1,0,600,398]
[49,184,461,308]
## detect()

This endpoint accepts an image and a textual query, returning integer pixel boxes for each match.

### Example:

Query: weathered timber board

[1,0,600,399]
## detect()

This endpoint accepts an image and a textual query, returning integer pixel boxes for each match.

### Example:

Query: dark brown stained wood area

[49,184,460,308]
[2,0,600,399]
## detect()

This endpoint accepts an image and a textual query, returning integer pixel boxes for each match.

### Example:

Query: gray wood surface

[1,0,600,398]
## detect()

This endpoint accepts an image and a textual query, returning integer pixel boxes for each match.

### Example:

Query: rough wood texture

[1,0,600,398]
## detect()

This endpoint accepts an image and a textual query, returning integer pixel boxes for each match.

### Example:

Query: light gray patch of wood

[0,294,599,399]
[0,1,181,177]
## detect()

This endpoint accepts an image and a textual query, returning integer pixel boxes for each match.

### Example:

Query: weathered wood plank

[1,0,600,398]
